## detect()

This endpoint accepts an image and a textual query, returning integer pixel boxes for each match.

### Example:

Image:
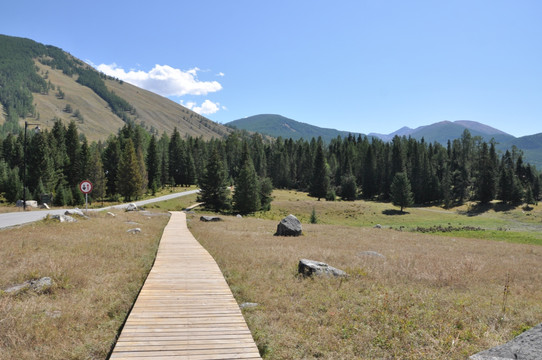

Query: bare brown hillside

[26,62,231,142]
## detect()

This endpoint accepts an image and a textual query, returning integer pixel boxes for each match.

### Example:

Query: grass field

[2,189,542,359]
[0,208,170,360]
[188,190,542,359]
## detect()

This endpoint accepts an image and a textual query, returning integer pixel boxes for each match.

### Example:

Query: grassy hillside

[0,34,231,141]
[227,114,363,142]
[106,77,231,140]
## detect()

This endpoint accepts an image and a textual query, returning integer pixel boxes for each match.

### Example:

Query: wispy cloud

[95,63,223,97]
[180,99,221,115]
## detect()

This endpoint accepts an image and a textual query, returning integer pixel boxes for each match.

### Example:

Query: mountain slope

[226,114,362,142]
[0,34,231,141]
[502,133,542,169]
[371,120,515,144]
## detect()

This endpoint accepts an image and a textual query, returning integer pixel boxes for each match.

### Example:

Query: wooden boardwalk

[110,211,261,360]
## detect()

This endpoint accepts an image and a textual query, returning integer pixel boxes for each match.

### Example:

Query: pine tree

[103,136,120,196]
[146,135,161,189]
[65,121,81,187]
[340,174,357,201]
[233,150,261,214]
[4,167,22,203]
[390,172,414,213]
[117,139,144,201]
[476,142,496,203]
[168,128,183,185]
[88,146,106,203]
[310,142,330,200]
[197,148,231,212]
[259,177,273,211]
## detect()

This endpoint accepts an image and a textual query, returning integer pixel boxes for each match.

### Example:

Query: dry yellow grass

[0,209,170,360]
[189,214,542,359]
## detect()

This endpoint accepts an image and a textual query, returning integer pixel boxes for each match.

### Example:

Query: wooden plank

[109,211,261,360]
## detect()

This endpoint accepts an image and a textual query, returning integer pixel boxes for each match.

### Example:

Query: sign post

[79,180,93,213]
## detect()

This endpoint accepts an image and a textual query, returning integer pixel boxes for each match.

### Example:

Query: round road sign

[79,180,93,194]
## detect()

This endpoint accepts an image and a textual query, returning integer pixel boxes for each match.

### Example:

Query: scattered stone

[40,203,50,210]
[125,221,140,225]
[275,214,303,236]
[5,277,53,295]
[16,200,38,208]
[470,323,542,360]
[127,228,141,234]
[200,216,222,222]
[298,259,347,278]
[237,214,243,218]
[107,212,116,217]
[65,208,85,217]
[374,224,382,229]
[125,203,138,212]
[45,310,62,318]
[51,214,77,223]
[240,302,259,309]
[359,251,386,259]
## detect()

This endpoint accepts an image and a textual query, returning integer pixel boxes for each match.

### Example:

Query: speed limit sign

[79,180,93,194]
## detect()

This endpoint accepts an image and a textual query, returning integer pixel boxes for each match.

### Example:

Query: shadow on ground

[382,209,409,216]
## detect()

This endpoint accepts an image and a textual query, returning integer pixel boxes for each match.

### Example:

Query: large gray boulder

[275,214,303,236]
[470,323,542,360]
[298,259,347,277]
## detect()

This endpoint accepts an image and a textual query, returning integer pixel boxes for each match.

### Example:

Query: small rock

[127,228,141,234]
[107,212,116,217]
[200,216,222,222]
[52,214,77,223]
[240,302,259,309]
[40,203,50,210]
[126,203,138,212]
[125,221,140,225]
[359,251,385,259]
[374,224,382,229]
[30,277,53,293]
[298,259,347,277]
[237,214,243,218]
[16,200,38,208]
[275,214,303,236]
[5,277,53,295]
[4,282,30,294]
[45,310,62,318]
[65,208,85,217]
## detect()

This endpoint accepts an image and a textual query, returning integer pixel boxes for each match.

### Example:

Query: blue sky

[2,1,541,137]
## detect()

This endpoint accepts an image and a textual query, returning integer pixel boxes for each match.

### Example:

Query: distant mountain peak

[226,114,363,142]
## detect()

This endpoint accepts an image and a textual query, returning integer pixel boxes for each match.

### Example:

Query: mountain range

[2,34,541,168]
[227,115,542,168]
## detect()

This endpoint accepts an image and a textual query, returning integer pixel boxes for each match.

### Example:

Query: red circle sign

[79,180,93,194]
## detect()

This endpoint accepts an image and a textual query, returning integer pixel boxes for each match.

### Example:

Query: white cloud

[181,99,221,115]
[217,72,225,77]
[96,63,222,97]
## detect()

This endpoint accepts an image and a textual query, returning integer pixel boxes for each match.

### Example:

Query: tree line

[0,119,539,212]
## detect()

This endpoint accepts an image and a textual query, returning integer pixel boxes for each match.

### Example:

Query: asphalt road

[0,189,199,230]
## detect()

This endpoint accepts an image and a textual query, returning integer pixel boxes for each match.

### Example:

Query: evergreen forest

[0,117,540,213]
